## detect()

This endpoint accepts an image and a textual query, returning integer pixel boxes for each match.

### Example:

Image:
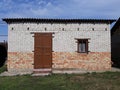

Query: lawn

[0,66,120,90]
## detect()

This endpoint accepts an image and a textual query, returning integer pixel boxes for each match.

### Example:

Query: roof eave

[2,18,116,24]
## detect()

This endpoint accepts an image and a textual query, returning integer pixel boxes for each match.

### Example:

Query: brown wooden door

[34,33,52,69]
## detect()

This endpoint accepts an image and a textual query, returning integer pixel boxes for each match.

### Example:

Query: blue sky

[0,0,120,41]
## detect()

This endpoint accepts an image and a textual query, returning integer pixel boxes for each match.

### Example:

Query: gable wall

[7,22,111,73]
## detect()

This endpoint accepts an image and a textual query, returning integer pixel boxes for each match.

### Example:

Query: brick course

[7,52,34,72]
[52,52,111,71]
[7,52,111,72]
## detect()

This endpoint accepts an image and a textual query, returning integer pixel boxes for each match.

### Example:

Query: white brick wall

[8,22,111,52]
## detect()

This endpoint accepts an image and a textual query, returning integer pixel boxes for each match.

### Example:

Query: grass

[0,72,120,90]
[0,65,7,73]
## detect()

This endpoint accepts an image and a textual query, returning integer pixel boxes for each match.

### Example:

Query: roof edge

[2,18,116,24]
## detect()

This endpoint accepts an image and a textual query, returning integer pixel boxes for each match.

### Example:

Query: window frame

[77,39,88,53]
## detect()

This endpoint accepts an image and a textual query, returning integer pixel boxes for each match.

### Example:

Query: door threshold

[33,68,52,74]
[33,68,52,71]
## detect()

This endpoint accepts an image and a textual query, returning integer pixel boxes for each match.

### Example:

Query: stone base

[7,52,34,73]
[7,52,111,74]
[52,52,111,71]
[52,68,112,74]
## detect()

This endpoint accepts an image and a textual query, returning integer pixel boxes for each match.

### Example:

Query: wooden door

[34,33,52,69]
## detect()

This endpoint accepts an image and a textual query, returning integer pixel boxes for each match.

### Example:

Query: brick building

[3,18,115,74]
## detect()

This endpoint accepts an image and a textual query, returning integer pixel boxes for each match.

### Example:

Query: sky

[0,0,120,41]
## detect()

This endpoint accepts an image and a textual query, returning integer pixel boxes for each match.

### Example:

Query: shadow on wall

[111,39,120,68]
[112,57,120,68]
[111,47,120,68]
[0,45,7,67]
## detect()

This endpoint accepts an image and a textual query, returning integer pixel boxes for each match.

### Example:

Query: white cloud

[0,0,120,19]
[0,0,120,40]
[38,0,46,5]
[30,8,48,16]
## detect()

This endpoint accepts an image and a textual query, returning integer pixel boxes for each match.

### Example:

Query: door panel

[34,33,52,69]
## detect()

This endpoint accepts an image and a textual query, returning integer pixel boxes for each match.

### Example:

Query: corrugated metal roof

[3,18,116,24]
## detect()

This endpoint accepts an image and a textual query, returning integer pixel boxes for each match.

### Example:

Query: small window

[27,27,29,30]
[62,28,64,31]
[11,27,14,30]
[45,27,47,31]
[105,28,107,31]
[77,39,88,53]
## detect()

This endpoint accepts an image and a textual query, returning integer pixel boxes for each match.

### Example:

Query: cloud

[0,0,120,19]
[0,0,120,41]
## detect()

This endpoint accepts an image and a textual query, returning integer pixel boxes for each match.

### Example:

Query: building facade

[3,18,115,74]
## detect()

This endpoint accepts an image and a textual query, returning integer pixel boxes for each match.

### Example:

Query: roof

[3,18,116,24]
[111,18,120,35]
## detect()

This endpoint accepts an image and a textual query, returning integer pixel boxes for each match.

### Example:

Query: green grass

[0,65,7,73]
[0,72,120,90]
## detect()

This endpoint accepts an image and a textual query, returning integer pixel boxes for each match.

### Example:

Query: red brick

[52,52,111,71]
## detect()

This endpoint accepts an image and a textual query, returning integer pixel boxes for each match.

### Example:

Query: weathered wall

[7,22,111,72]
